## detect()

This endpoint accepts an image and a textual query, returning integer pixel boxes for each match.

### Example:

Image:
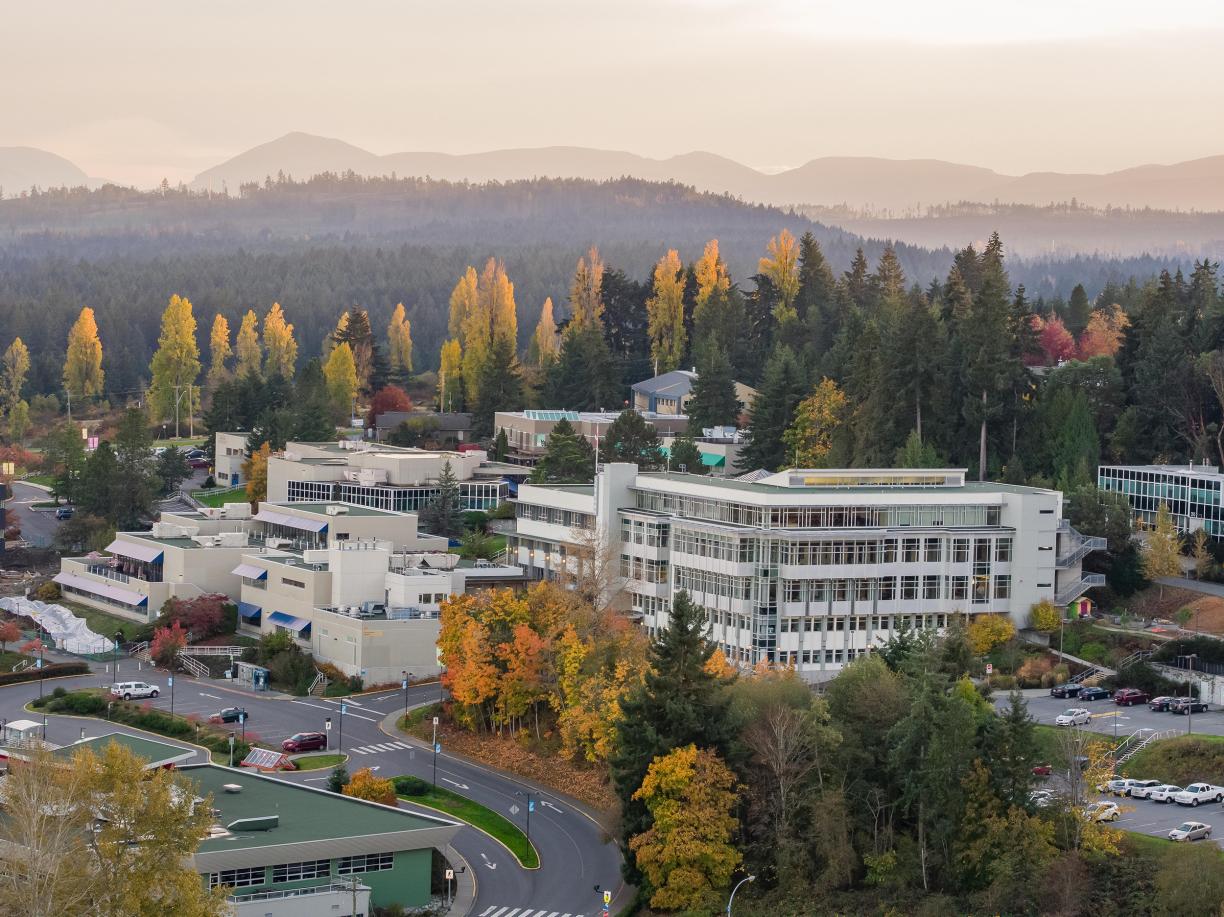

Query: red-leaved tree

[366,385,414,428]
[0,620,22,654]
[1038,315,1077,365]
[150,621,188,669]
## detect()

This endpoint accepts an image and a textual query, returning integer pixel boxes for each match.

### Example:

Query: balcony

[1054,573,1107,605]
[1056,521,1107,568]
[86,564,133,584]
[226,880,370,917]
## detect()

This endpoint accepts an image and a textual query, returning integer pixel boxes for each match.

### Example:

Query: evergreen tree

[887,289,945,444]
[894,429,945,467]
[112,408,158,529]
[1051,391,1100,490]
[601,268,652,383]
[331,307,377,396]
[419,460,465,539]
[545,323,620,412]
[292,359,336,440]
[492,428,509,462]
[667,434,707,475]
[1066,283,1091,337]
[842,248,871,309]
[796,231,838,358]
[737,344,807,471]
[961,234,1016,479]
[599,409,664,469]
[685,342,740,433]
[529,418,595,484]
[78,442,119,518]
[44,424,86,506]
[471,335,523,436]
[610,590,738,883]
[155,447,191,496]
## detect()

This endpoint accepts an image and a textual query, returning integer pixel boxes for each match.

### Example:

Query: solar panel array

[241,747,289,770]
[523,410,579,422]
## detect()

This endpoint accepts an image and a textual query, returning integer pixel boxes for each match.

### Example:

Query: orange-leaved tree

[342,768,397,807]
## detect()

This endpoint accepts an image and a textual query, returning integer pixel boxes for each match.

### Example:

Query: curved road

[0,660,624,917]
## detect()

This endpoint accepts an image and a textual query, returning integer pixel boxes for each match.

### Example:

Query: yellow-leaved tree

[206,313,232,391]
[1142,502,1183,596]
[148,294,202,435]
[759,229,800,323]
[1028,599,1061,634]
[629,744,742,913]
[782,377,847,468]
[234,308,262,379]
[568,246,605,331]
[528,298,559,367]
[342,768,398,807]
[646,249,686,374]
[323,341,358,421]
[2,336,30,415]
[64,306,105,402]
[387,302,414,376]
[438,338,464,411]
[967,614,1016,655]
[243,441,271,505]
[262,302,297,379]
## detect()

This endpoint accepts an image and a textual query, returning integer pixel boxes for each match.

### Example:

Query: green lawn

[59,602,149,642]
[399,703,442,732]
[23,474,55,488]
[397,783,539,868]
[293,753,348,771]
[1125,733,1224,784]
[191,488,249,508]
[0,650,33,672]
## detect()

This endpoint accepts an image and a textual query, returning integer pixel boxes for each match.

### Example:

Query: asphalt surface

[0,658,624,917]
[5,481,63,547]
[1005,689,1224,740]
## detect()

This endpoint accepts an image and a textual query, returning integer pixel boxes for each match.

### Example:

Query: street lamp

[516,790,535,847]
[727,874,755,917]
[402,670,410,723]
[1177,654,1199,735]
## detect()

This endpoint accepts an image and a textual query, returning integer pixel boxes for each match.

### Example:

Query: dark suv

[1169,697,1209,715]
[1050,683,1083,699]
[282,732,327,753]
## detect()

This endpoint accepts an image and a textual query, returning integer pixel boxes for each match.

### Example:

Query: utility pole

[432,715,439,787]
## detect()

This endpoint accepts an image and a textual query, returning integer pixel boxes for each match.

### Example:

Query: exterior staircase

[309,671,330,696]
[1115,728,1178,766]
[175,652,209,679]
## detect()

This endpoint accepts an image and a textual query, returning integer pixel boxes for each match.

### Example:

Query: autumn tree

[150,620,188,668]
[1078,304,1128,359]
[782,378,847,468]
[0,619,22,654]
[323,341,358,421]
[343,767,398,806]
[1038,314,1077,365]
[692,239,737,351]
[568,246,606,330]
[1028,599,1060,634]
[64,306,105,402]
[646,249,686,374]
[528,297,559,366]
[438,338,464,411]
[331,307,378,395]
[243,441,271,505]
[149,294,202,436]
[234,308,262,379]
[386,302,414,381]
[2,336,30,417]
[629,744,742,913]
[759,229,800,323]
[206,313,232,391]
[366,385,413,428]
[262,302,298,379]
[967,614,1016,655]
[1142,502,1184,593]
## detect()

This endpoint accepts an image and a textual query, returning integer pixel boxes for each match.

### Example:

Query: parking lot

[1000,689,1224,740]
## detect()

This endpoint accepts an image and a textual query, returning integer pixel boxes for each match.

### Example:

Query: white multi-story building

[511,465,1105,680]
[214,432,248,487]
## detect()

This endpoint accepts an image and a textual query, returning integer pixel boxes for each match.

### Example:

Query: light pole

[727,874,755,917]
[432,715,439,787]
[169,674,175,718]
[402,670,409,724]
[1178,654,1199,735]
[37,638,45,699]
[516,790,535,847]
[339,702,346,757]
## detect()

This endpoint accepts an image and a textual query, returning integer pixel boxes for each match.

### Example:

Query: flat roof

[184,764,448,852]
[1100,464,1224,478]
[634,471,1053,497]
[47,733,197,769]
[281,502,401,517]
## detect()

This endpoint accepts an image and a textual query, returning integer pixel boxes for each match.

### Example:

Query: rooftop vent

[222,783,243,794]
[227,815,279,832]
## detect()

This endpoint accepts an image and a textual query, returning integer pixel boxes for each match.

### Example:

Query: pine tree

[737,344,807,471]
[610,590,738,882]
[797,231,838,357]
[842,248,871,309]
[888,289,945,443]
[206,314,232,392]
[599,409,664,469]
[1066,283,1091,337]
[667,435,706,475]
[148,294,202,435]
[685,342,740,433]
[420,460,465,539]
[545,323,619,412]
[870,245,907,317]
[961,233,1016,479]
[471,335,523,437]
[894,429,945,468]
[759,229,800,323]
[292,359,336,440]
[492,428,509,462]
[529,418,595,484]
[262,303,298,380]
[64,306,105,402]
[234,309,262,379]
[323,342,358,422]
[386,303,414,381]
[45,423,87,505]
[647,250,686,375]
[1051,391,1100,490]
[111,408,158,530]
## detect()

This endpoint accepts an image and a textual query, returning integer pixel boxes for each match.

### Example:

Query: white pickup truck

[1172,783,1224,807]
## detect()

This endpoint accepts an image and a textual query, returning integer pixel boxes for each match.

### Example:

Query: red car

[282,732,327,753]
[1032,763,1053,776]
[1114,688,1149,706]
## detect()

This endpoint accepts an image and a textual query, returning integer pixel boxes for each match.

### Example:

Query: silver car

[1169,821,1212,842]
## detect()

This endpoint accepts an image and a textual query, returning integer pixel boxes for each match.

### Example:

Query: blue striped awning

[267,611,310,634]
[237,602,262,622]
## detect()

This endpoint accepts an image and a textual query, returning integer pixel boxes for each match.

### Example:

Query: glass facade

[1098,465,1224,536]
[287,479,507,512]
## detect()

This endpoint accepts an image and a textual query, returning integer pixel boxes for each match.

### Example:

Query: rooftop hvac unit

[218,532,248,547]
[325,504,350,516]
[264,537,290,549]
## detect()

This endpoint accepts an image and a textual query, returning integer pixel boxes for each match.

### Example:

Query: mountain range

[7,132,1224,213]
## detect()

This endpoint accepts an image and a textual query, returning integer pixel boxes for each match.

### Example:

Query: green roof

[47,733,197,768]
[637,471,1050,496]
[282,502,401,517]
[184,765,448,852]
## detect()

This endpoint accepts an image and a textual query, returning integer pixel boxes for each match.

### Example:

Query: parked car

[1169,821,1213,842]
[1173,783,1224,806]
[1149,696,1176,712]
[1121,778,1160,793]
[1032,763,1053,777]
[1079,686,1111,701]
[1148,785,1184,803]
[109,681,160,700]
[1098,778,1142,796]
[1169,697,1209,715]
[54,506,74,520]
[1029,789,1056,808]
[1050,683,1083,699]
[282,732,327,753]
[1114,688,1149,706]
[1056,708,1092,726]
[188,456,210,469]
[209,707,248,724]
[1083,801,1121,822]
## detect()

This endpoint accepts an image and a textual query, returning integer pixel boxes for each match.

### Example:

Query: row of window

[780,574,1010,603]
[207,853,394,890]
[778,536,1011,566]
[620,555,669,584]
[620,517,671,548]
[516,502,595,530]
[673,566,753,599]
[286,480,508,512]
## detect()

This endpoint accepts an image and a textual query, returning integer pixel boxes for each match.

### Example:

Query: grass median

[293,753,347,771]
[393,775,539,868]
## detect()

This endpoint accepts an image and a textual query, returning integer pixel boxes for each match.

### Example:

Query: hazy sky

[6,0,1224,186]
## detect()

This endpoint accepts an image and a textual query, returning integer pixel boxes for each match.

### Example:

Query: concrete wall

[214,432,247,487]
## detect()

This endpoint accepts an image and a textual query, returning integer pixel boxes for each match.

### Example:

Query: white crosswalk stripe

[479,909,580,917]
[350,747,368,754]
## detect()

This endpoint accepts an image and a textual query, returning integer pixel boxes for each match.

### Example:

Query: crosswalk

[478,908,586,917]
[348,740,414,755]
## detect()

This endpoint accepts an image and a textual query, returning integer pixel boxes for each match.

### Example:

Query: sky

[4,0,1224,187]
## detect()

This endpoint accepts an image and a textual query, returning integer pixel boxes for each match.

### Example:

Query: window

[272,860,331,882]
[924,539,942,563]
[209,866,265,889]
[995,538,1013,563]
[994,575,1012,599]
[923,575,941,600]
[900,576,919,600]
[282,577,305,589]
[338,853,394,874]
[902,538,920,563]
[953,538,970,563]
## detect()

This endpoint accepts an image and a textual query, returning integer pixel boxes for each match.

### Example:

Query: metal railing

[1056,524,1108,568]
[128,641,150,661]
[1116,650,1154,670]
[1116,728,1178,766]
[183,645,246,656]
[175,653,208,678]
[226,880,369,903]
[1054,574,1107,605]
[309,671,329,696]
[1070,666,1102,684]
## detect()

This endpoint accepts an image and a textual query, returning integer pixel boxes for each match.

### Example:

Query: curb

[395,793,540,871]
[441,841,476,917]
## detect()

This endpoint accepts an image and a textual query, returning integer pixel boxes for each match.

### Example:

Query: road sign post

[228,732,235,767]
[339,703,347,756]
[239,710,246,742]
[432,715,439,787]
[325,716,332,751]
[168,675,175,717]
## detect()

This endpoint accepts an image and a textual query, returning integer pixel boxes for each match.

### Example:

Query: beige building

[494,410,690,466]
[630,369,757,417]
[213,431,248,487]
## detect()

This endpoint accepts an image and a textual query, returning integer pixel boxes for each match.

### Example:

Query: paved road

[5,481,62,547]
[1156,576,1224,598]
[0,659,624,917]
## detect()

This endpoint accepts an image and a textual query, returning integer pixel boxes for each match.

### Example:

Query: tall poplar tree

[64,306,105,402]
[759,229,800,323]
[149,294,202,436]
[386,302,414,380]
[438,339,464,412]
[647,249,686,374]
[262,302,298,380]
[1,337,30,416]
[528,298,559,366]
[568,246,606,330]
[332,307,377,395]
[234,309,262,379]
[206,314,232,392]
[323,341,358,422]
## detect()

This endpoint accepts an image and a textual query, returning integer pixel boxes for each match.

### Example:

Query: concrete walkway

[1156,576,1224,598]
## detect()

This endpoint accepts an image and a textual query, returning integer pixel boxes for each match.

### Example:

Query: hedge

[0,662,89,686]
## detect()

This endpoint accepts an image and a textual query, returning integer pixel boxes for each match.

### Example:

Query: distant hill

[0,147,92,194]
[190,132,1224,212]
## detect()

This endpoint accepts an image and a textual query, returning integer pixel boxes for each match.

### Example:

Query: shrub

[0,662,88,686]
[1078,642,1110,665]
[393,775,429,796]
[1028,599,1061,633]
[1016,655,1053,688]
[51,686,67,699]
[202,475,216,489]
[30,580,61,602]
[988,673,1017,691]
[343,768,397,806]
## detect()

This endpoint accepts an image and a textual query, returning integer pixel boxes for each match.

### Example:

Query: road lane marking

[199,693,222,700]
[490,906,508,916]
[291,700,332,711]
[442,778,470,790]
[351,748,368,754]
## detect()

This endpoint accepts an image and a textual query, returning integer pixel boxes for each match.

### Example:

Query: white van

[109,681,161,700]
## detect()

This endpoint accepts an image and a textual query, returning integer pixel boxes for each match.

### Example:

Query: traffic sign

[434,743,441,753]
[167,676,174,686]
[529,800,535,812]
[401,679,408,690]
[509,804,520,815]
[325,717,332,731]
[604,890,612,905]
[433,716,439,726]
[445,869,454,880]
[985,663,993,675]
[341,703,348,714]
